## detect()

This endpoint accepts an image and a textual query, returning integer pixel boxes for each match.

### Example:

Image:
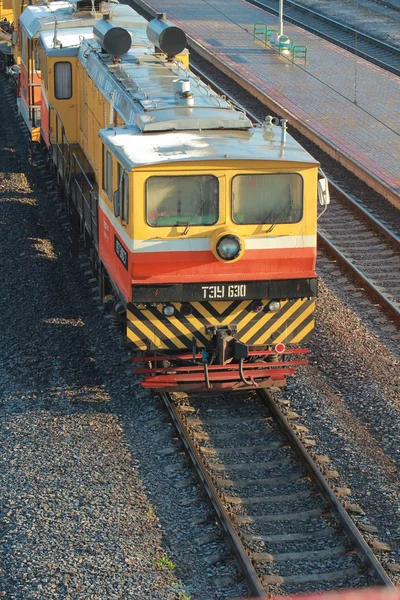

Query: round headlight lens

[268,300,281,313]
[181,303,192,316]
[163,304,175,317]
[251,300,263,313]
[216,235,242,261]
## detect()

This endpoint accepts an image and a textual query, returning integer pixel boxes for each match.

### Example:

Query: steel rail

[259,389,395,588]
[191,63,400,324]
[317,232,400,322]
[249,0,398,53]
[329,180,400,250]
[162,388,394,591]
[160,392,267,598]
[273,0,399,54]
[244,0,400,76]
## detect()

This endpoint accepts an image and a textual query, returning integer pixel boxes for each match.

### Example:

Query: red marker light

[275,343,286,354]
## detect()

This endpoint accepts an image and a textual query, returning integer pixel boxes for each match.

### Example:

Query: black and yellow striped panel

[126,299,315,351]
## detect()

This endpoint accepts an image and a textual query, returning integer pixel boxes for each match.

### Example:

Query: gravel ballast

[282,256,400,583]
[0,82,247,600]
[1,0,400,590]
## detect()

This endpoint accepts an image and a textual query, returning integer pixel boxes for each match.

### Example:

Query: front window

[232,173,303,224]
[147,175,219,227]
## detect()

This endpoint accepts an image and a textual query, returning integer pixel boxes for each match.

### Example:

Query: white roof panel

[79,41,253,132]
[20,3,72,38]
[40,27,93,54]
[99,126,319,170]
[20,2,100,38]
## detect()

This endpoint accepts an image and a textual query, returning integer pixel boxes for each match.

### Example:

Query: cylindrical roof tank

[146,13,187,57]
[93,18,131,57]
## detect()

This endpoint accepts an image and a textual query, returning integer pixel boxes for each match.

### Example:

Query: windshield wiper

[182,182,208,235]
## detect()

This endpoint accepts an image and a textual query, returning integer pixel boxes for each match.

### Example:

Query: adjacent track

[246,0,400,76]
[162,390,394,596]
[317,184,400,323]
[191,64,400,325]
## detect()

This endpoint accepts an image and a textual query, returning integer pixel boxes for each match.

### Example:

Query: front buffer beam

[133,348,308,392]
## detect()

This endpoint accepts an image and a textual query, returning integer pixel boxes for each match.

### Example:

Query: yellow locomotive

[11,0,330,391]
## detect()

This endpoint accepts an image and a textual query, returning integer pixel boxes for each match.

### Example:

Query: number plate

[130,279,318,303]
[201,284,247,300]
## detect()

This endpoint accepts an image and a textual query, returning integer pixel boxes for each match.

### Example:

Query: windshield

[147,175,219,227]
[232,173,303,224]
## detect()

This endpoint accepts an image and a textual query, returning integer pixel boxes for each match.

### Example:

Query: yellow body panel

[46,57,78,143]
[77,62,110,177]
[130,163,317,243]
[176,49,189,68]
[77,60,318,249]
[0,0,13,22]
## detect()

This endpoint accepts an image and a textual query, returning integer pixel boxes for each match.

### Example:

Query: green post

[253,22,268,41]
[292,45,308,64]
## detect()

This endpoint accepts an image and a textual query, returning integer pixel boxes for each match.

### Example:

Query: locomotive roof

[79,40,253,133]
[40,27,93,55]
[99,126,319,170]
[31,1,252,132]
[20,2,98,38]
[37,3,147,54]
[20,1,140,39]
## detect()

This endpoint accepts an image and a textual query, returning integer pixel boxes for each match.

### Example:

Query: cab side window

[20,33,27,66]
[54,62,72,99]
[43,54,48,89]
[118,164,129,223]
[35,45,41,72]
[102,146,112,198]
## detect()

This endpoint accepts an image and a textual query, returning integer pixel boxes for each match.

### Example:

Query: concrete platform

[133,0,400,208]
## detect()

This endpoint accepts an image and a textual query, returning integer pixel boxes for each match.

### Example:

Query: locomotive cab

[97,123,319,390]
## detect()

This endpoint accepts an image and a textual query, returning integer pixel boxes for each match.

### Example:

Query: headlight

[268,300,281,313]
[216,235,242,261]
[163,304,175,317]
[251,300,263,313]
[181,303,192,316]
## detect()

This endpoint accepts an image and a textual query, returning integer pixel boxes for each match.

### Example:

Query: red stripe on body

[98,210,131,300]
[131,248,316,283]
[98,208,316,290]
[19,63,41,110]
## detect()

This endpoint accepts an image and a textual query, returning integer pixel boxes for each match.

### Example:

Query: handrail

[71,152,98,247]
[48,107,98,246]
[71,153,93,190]
[49,105,71,183]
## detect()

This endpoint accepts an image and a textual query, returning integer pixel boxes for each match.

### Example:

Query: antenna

[52,14,60,48]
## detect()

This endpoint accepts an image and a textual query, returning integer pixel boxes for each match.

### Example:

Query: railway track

[191,64,400,325]
[317,185,400,323]
[161,390,394,596]
[245,0,400,76]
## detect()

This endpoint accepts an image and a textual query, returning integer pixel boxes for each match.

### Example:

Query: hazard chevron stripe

[126,299,315,350]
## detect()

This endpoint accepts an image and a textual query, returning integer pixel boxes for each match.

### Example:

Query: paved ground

[135,0,400,206]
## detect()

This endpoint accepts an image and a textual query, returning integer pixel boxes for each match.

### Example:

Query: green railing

[253,23,308,63]
[292,45,308,64]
